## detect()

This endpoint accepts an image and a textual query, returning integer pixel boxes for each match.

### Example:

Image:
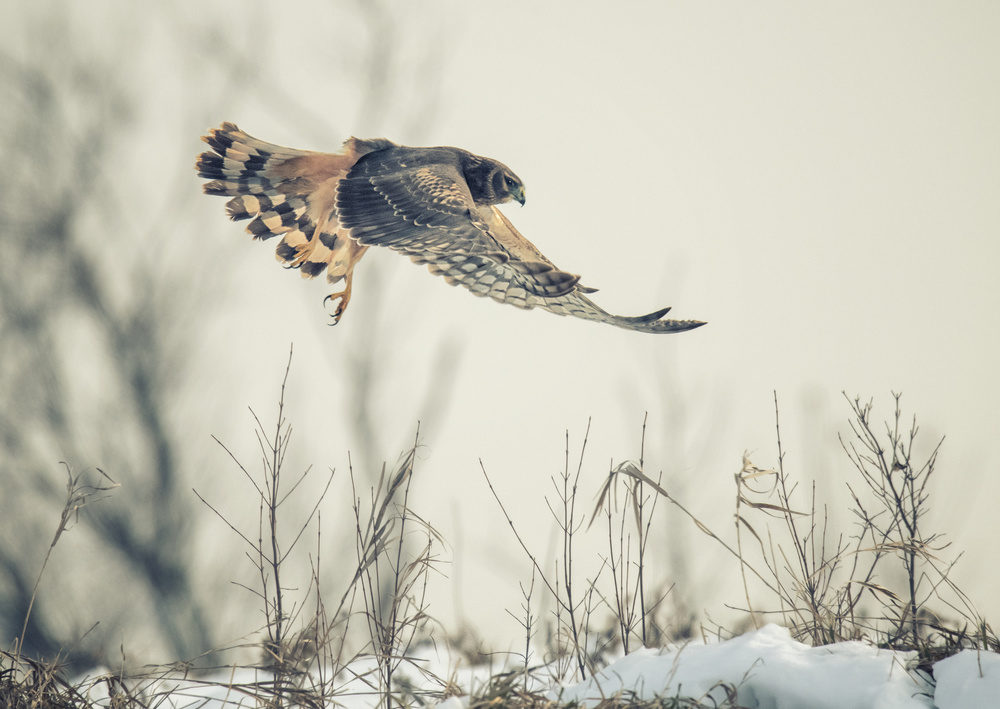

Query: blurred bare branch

[0,6,213,664]
[0,0,453,670]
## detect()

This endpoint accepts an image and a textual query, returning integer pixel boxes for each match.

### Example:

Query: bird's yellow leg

[323,243,368,325]
[323,269,355,325]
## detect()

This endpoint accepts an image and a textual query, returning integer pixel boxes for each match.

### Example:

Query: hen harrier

[196,123,704,334]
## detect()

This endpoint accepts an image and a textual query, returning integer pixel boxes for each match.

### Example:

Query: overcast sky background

[7,1,999,656]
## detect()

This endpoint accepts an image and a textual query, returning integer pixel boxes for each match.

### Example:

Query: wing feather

[337,148,582,300]
[336,147,704,332]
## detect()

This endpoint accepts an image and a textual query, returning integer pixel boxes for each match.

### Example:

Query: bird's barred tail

[195,122,367,283]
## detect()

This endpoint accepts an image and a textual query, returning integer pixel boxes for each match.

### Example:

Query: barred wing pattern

[472,208,704,334]
[335,146,585,304]
[336,145,705,333]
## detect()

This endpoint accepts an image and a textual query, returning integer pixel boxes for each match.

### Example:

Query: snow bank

[73,624,1000,708]
[551,625,934,709]
[932,648,1000,709]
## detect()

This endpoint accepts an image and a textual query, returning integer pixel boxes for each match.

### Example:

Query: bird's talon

[323,292,348,325]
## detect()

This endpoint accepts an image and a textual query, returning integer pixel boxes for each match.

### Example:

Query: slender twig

[15,465,119,660]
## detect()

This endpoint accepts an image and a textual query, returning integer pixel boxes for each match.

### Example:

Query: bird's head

[493,167,526,206]
[464,154,526,206]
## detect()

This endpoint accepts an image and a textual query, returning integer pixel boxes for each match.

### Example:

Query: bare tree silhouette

[0,0,454,668]
[0,7,215,664]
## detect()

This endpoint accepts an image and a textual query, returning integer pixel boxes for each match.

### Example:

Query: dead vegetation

[2,365,995,708]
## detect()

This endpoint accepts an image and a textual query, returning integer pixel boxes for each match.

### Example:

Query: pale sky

[8,1,999,656]
[191,1,1000,644]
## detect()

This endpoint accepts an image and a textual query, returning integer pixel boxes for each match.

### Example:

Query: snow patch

[551,625,934,709]
[932,649,1000,709]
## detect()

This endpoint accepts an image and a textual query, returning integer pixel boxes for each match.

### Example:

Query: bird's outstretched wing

[336,146,584,300]
[480,208,704,333]
[337,147,705,333]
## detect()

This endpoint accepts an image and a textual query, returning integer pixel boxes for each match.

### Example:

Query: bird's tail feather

[196,122,368,283]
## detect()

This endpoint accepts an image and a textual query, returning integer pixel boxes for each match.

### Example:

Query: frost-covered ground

[79,625,999,709]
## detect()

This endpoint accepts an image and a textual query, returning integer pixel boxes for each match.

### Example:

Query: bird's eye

[505,176,516,188]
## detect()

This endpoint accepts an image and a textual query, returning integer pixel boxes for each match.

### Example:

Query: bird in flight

[196,123,704,333]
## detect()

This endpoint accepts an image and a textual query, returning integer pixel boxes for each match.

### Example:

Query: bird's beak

[511,185,526,206]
